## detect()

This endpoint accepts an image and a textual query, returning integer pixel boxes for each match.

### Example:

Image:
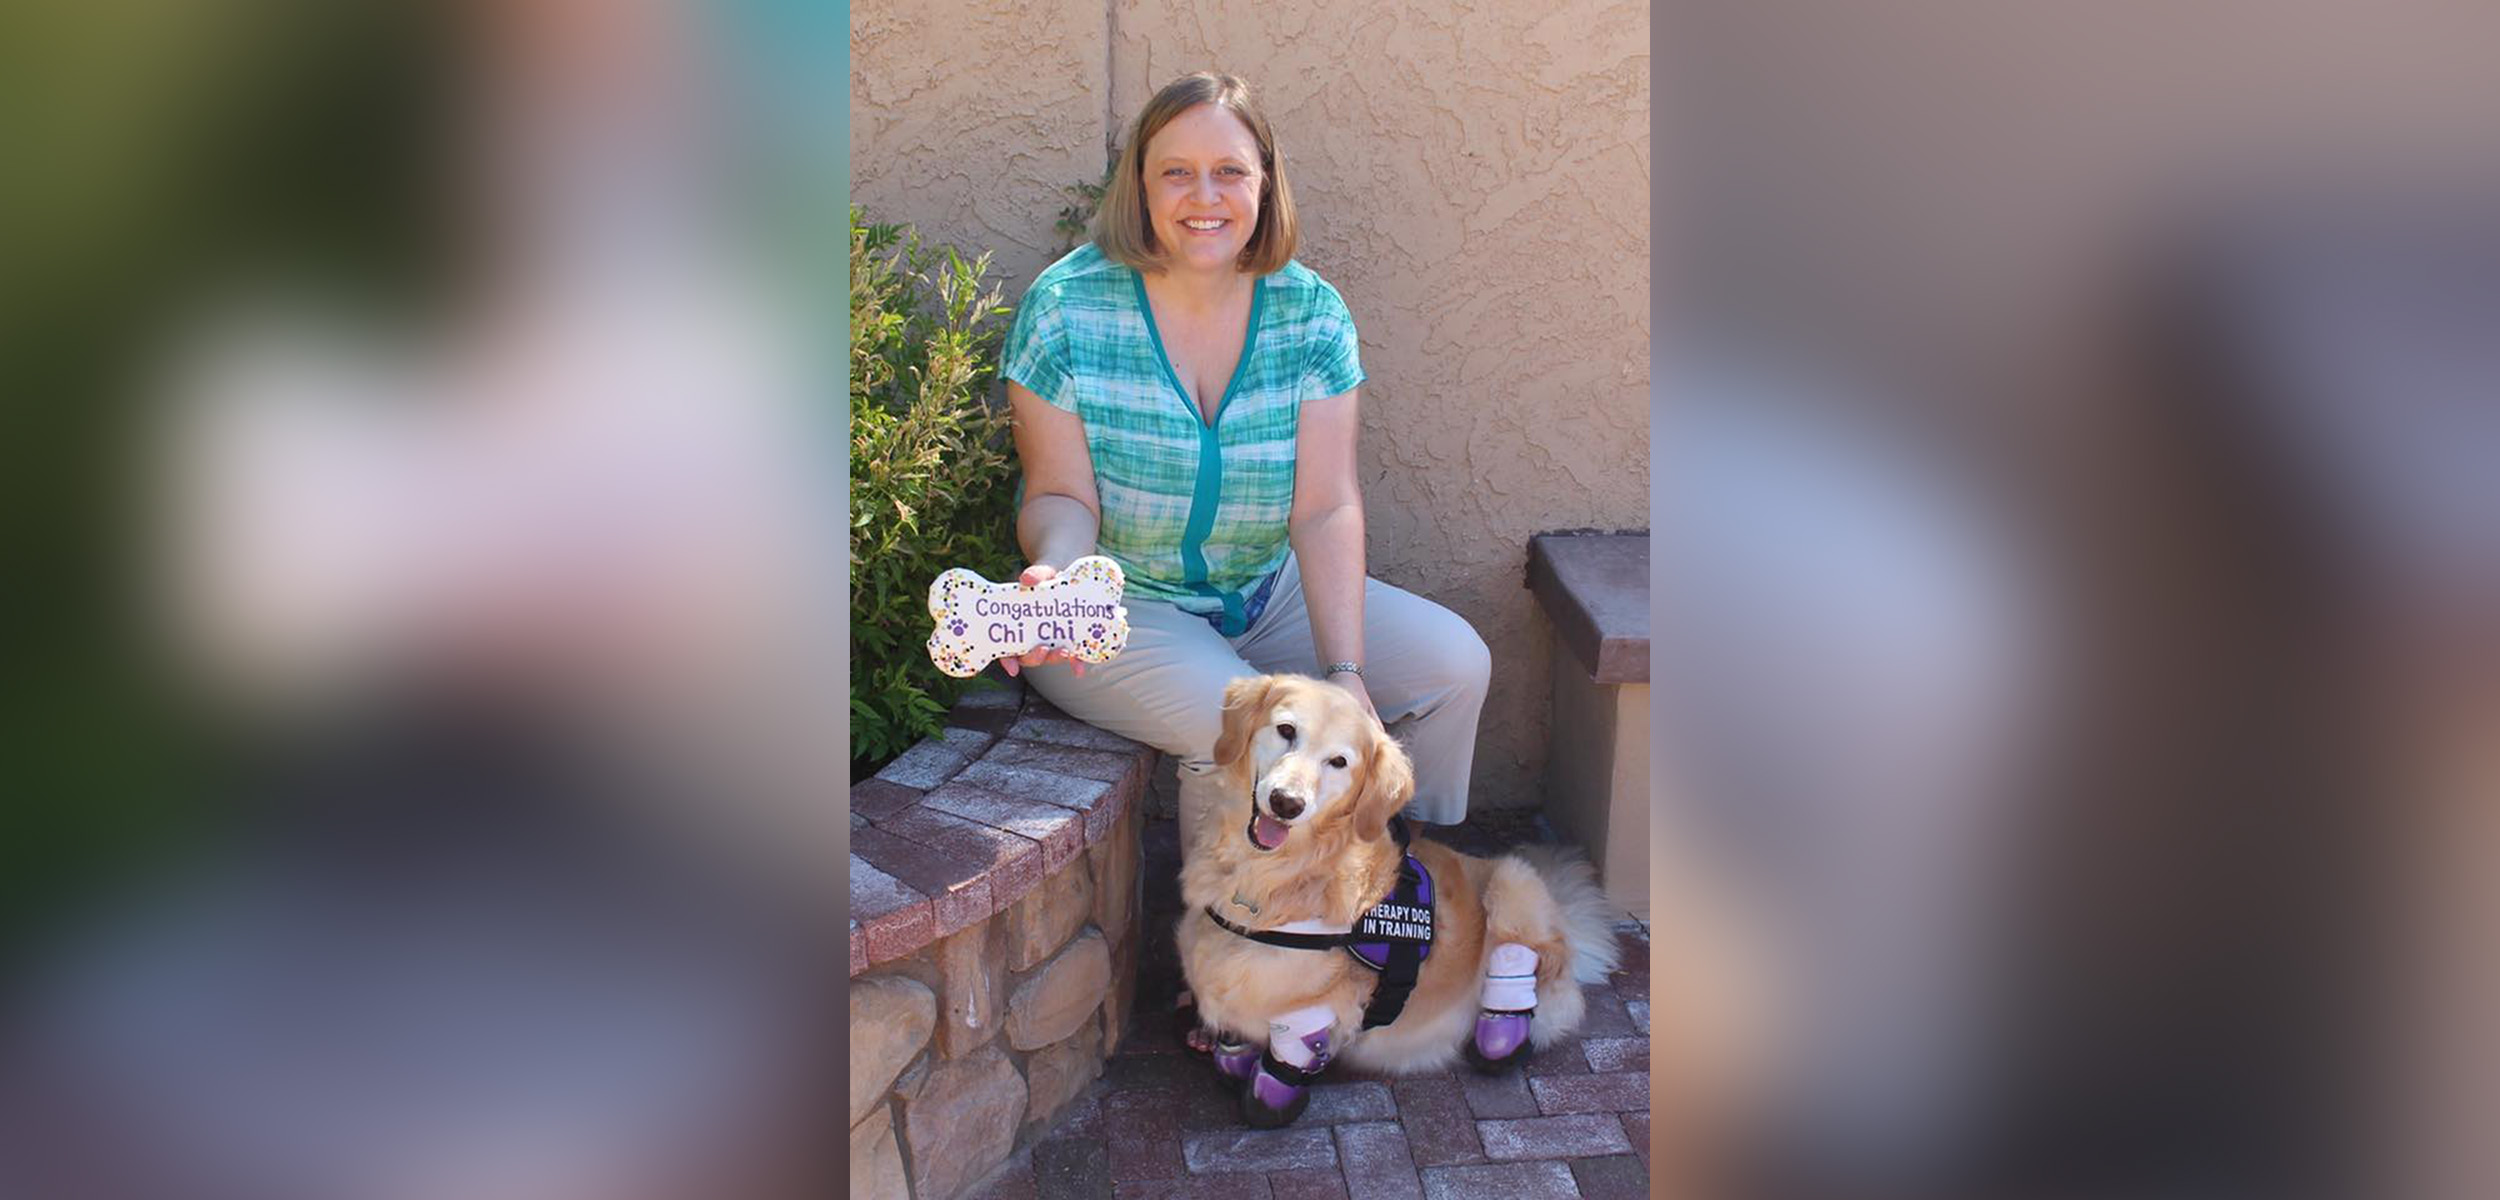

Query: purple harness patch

[1348,855,1435,971]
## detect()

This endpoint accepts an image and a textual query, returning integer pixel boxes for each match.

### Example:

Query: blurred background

[10,0,2500,1196]
[1657,2,2500,1198]
[2,1,851,1196]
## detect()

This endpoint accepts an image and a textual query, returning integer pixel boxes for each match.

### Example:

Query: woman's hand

[1005,381,1101,680]
[997,563,1088,678]
[1327,670,1378,722]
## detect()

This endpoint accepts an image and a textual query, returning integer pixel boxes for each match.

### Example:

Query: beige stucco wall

[854,1,1651,807]
[850,0,1109,295]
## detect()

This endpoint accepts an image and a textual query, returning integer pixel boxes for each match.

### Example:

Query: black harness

[1204,816,1437,1029]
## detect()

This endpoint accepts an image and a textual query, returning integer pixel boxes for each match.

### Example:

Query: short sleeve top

[1000,243,1365,635]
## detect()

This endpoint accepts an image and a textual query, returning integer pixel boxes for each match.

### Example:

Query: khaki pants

[1025,553,1490,830]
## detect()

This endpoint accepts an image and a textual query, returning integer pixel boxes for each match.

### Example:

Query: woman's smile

[1144,103,1263,270]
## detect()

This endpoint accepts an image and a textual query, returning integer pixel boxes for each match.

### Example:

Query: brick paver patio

[966,808,1653,1199]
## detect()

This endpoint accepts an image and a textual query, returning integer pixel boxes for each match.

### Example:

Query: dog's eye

[1328,754,1348,769]
[1276,722,1295,743]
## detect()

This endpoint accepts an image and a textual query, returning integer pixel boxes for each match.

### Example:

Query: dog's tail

[1511,844,1622,985]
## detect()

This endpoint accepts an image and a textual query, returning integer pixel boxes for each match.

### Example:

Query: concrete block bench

[1527,531,1651,918]
[849,678,1157,1200]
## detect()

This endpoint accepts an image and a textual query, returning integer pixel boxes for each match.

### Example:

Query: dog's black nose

[1266,789,1305,820]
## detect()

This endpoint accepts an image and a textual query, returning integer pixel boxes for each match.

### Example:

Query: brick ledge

[850,677,1158,974]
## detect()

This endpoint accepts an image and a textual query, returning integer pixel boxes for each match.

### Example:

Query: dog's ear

[1211,676,1276,770]
[1355,724,1416,840]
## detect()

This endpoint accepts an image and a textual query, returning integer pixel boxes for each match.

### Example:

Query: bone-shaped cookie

[927,555,1130,678]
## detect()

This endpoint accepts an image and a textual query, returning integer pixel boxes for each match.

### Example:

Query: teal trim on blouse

[1134,271,1265,635]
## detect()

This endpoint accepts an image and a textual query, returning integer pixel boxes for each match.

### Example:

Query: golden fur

[1175,674,1606,1073]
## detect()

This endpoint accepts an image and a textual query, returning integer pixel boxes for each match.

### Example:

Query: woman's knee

[1373,595,1490,700]
[1130,714,1223,775]
[1453,619,1492,694]
[1026,662,1223,768]
[1425,608,1492,698]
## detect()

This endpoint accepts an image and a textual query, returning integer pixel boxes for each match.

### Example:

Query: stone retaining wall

[849,677,1156,1200]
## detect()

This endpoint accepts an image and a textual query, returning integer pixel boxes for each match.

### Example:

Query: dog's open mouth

[1246,811,1291,851]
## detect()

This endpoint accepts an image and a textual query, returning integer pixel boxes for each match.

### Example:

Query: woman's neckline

[1132,267,1263,430]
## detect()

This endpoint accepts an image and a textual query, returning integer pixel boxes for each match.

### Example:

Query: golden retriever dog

[1175,674,1621,1127]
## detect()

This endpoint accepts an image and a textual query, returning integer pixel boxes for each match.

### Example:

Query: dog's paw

[1463,1009,1536,1075]
[1211,1033,1259,1083]
[1239,1073,1310,1129]
[1239,1042,1324,1128]
[924,556,1129,678]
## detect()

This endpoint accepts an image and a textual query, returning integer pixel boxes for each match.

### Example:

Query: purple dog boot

[1464,1008,1536,1075]
[1466,941,1541,1074]
[1212,1034,1259,1082]
[1240,1025,1331,1129]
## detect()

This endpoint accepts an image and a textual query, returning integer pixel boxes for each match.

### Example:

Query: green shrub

[1054,153,1116,258]
[850,207,1021,767]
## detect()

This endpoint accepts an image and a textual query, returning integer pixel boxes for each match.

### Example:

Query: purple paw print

[1088,622,1107,641]
[948,618,967,636]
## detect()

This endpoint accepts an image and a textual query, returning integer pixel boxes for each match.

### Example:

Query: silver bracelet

[1322,661,1363,678]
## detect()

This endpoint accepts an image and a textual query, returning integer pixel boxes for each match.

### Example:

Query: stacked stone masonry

[851,676,1155,1200]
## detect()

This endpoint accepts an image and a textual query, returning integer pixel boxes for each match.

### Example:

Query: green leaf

[850,202,1023,769]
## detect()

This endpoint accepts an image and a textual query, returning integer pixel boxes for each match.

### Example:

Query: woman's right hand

[1005,380,1102,679]
[998,563,1088,678]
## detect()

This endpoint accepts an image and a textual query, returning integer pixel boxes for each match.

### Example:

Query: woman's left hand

[1328,671,1379,722]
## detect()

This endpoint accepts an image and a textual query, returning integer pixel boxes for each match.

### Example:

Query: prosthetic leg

[1464,942,1539,1074]
[1241,1005,1334,1128]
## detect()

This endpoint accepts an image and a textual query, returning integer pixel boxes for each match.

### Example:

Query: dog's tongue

[1251,812,1291,850]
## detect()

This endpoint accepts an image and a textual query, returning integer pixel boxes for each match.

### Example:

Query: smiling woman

[992,72,1493,845]
[1094,84,1296,283]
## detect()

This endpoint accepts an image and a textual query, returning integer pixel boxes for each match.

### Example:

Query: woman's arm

[1005,380,1102,675]
[1287,386,1375,717]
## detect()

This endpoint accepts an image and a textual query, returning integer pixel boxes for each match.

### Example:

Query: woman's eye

[1164,168,1190,178]
[1218,165,1246,176]
[1328,755,1349,769]
[1276,723,1295,743]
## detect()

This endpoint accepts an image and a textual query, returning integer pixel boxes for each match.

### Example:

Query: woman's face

[1141,103,1264,275]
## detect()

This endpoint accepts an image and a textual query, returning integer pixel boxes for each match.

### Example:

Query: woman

[997,71,1490,837]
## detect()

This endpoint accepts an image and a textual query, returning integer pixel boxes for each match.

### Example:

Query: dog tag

[926,555,1130,678]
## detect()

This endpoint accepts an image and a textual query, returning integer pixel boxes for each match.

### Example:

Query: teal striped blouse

[1001,243,1366,635]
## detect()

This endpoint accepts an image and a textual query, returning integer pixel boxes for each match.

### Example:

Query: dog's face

[1210,674,1415,853]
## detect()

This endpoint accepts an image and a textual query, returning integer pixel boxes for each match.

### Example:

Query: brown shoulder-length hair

[1093,72,1298,276]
